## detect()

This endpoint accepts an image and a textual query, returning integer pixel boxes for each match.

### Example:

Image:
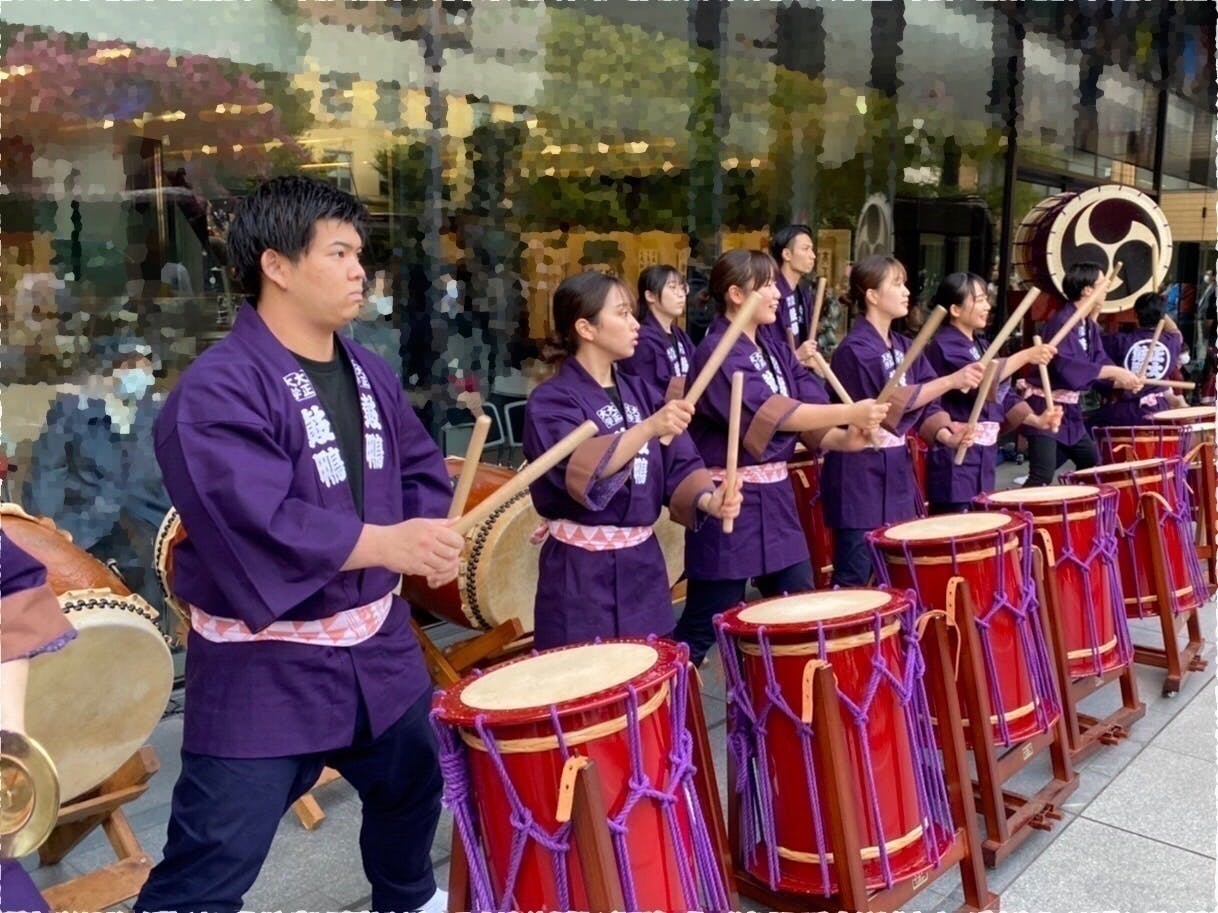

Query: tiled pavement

[21,463,1218,912]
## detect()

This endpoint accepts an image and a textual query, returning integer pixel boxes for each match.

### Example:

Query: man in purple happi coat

[1092,292,1188,427]
[134,177,461,913]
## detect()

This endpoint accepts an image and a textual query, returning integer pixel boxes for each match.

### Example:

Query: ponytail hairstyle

[543,271,633,365]
[933,271,988,321]
[701,248,779,317]
[636,264,683,319]
[848,254,907,317]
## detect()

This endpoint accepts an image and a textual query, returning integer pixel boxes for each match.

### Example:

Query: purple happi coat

[924,326,1032,505]
[822,319,951,529]
[1,533,76,913]
[1091,327,1183,426]
[774,272,813,346]
[685,317,826,581]
[619,311,695,404]
[156,304,449,758]
[523,358,713,649]
[1025,302,1112,446]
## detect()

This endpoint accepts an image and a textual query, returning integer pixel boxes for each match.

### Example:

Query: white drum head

[986,485,1100,504]
[886,512,1009,541]
[1153,406,1214,423]
[738,590,890,626]
[1073,458,1165,475]
[461,643,659,711]
[462,492,541,633]
[25,594,173,801]
[653,506,685,589]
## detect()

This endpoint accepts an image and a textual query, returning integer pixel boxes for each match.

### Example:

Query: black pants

[134,689,441,913]
[929,501,973,515]
[1025,435,1098,487]
[830,528,877,587]
[675,560,815,666]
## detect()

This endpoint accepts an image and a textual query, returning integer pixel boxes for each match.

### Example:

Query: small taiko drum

[1151,406,1217,528]
[868,512,1061,746]
[1,505,172,802]
[788,448,835,589]
[714,590,953,896]
[1093,425,1186,464]
[975,486,1130,679]
[1064,458,1209,619]
[431,639,728,913]
[154,508,191,643]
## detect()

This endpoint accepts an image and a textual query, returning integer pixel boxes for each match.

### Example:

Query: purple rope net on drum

[1045,490,1132,676]
[714,610,952,896]
[870,523,1061,747]
[430,639,730,913]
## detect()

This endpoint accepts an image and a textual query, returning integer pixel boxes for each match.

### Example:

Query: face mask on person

[116,367,155,400]
[368,294,393,317]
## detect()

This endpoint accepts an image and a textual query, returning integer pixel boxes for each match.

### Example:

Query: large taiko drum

[974,486,1130,680]
[1065,458,1209,619]
[430,639,729,913]
[1,505,172,803]
[788,448,835,589]
[1093,425,1187,464]
[868,512,1061,746]
[714,590,953,896]
[1012,184,1171,314]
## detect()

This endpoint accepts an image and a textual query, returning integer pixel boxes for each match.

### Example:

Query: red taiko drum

[430,639,727,913]
[868,512,1061,746]
[714,589,953,896]
[907,433,929,508]
[975,485,1130,679]
[1093,425,1186,464]
[788,448,835,589]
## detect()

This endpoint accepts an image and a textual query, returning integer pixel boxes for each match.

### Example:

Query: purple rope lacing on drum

[431,712,498,913]
[1046,493,1132,676]
[714,609,952,895]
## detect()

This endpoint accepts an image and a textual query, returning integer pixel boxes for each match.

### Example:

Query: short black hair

[768,224,813,266]
[1133,292,1165,329]
[1062,261,1104,304]
[227,175,368,301]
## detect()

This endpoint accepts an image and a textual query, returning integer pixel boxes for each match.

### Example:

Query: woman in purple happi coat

[925,272,1064,513]
[135,177,459,913]
[524,271,742,650]
[1091,291,1189,428]
[619,263,697,406]
[1,532,77,913]
[824,255,986,585]
[675,249,889,666]
[1023,261,1145,486]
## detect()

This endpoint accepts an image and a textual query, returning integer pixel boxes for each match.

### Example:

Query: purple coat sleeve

[155,367,366,631]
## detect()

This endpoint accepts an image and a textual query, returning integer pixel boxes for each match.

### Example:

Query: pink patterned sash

[530,519,654,551]
[709,461,790,484]
[1027,386,1082,405]
[190,592,393,647]
[974,421,1000,447]
[871,429,908,450]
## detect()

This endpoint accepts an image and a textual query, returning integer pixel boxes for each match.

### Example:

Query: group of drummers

[2,173,1213,913]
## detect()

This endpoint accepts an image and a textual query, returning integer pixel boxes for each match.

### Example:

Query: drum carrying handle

[800,659,830,724]
[1110,443,1132,460]
[554,755,591,824]
[1139,491,1176,519]
[1184,442,1207,465]
[1034,528,1058,570]
[915,576,966,679]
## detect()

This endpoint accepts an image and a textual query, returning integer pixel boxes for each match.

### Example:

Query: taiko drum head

[725,589,900,637]
[435,639,682,726]
[1152,406,1215,425]
[1071,457,1168,478]
[883,512,1011,543]
[983,485,1101,505]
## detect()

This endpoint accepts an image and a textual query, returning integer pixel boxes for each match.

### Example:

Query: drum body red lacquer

[975,486,1129,679]
[788,449,835,589]
[715,589,952,896]
[868,512,1061,746]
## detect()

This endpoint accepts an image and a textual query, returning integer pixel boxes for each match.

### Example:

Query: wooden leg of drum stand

[40,747,160,913]
[1133,494,1208,697]
[952,578,1076,869]
[444,761,626,913]
[1033,544,1145,765]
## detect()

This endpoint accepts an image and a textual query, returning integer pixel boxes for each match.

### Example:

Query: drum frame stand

[1128,492,1208,697]
[1033,542,1146,765]
[730,616,997,913]
[948,573,1077,869]
[445,667,736,913]
[39,747,160,912]
[1187,438,1217,588]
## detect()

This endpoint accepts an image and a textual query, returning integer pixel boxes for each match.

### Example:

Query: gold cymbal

[0,730,59,860]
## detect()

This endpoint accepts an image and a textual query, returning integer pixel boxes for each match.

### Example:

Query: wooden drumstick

[1048,261,1123,348]
[1139,378,1196,391]
[808,350,854,404]
[1034,334,1055,413]
[452,420,598,537]
[660,289,763,444]
[1136,317,1167,382]
[953,360,1000,466]
[808,275,827,347]
[722,371,743,535]
[877,305,948,404]
[447,415,492,520]
[976,286,1040,370]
